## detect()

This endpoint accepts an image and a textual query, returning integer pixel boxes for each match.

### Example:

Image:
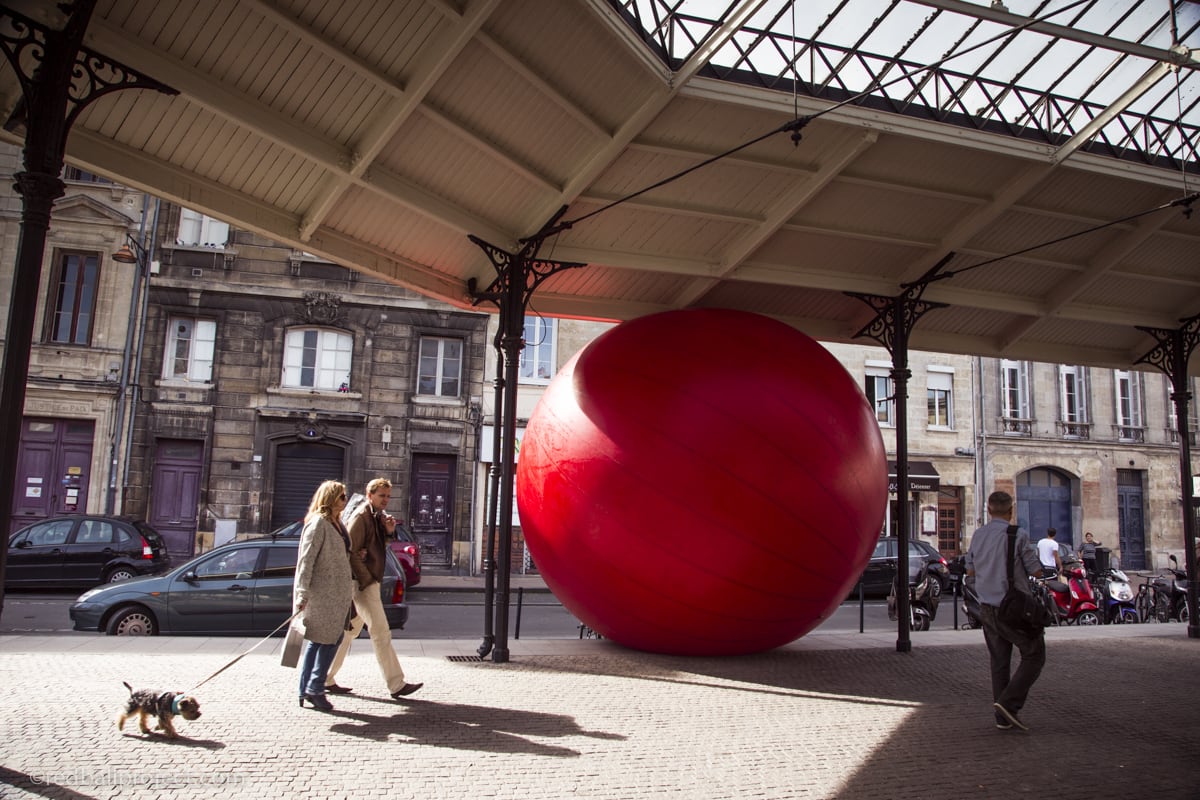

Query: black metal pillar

[1136,313,1200,639]
[468,214,583,662]
[0,3,176,619]
[849,258,950,653]
[475,345,504,659]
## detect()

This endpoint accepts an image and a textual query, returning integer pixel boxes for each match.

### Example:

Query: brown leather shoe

[325,683,353,695]
[391,682,423,699]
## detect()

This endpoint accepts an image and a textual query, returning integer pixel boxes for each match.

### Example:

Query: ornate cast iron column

[0,2,176,616]
[468,213,583,663]
[472,337,505,659]
[848,259,950,653]
[1136,313,1200,639]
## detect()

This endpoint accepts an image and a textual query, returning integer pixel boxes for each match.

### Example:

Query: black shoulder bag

[998,524,1047,631]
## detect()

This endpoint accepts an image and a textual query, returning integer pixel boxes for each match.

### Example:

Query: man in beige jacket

[325,478,422,699]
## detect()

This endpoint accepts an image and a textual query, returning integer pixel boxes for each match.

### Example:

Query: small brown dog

[117,681,201,738]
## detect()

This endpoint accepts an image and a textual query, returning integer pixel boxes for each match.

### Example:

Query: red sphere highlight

[516,309,887,655]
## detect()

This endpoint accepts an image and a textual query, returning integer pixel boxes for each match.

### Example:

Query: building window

[1060,365,1088,422]
[865,367,894,427]
[1115,369,1144,441]
[163,318,216,382]
[1000,359,1032,435]
[46,251,99,345]
[418,336,462,398]
[177,208,230,247]
[283,328,352,390]
[1059,364,1090,438]
[927,369,954,429]
[519,317,556,383]
[1000,360,1029,418]
[62,166,112,184]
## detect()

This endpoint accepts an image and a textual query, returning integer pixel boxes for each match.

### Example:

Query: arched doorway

[270,441,345,528]
[1015,467,1075,549]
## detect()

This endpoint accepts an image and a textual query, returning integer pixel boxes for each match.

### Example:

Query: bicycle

[1133,578,1167,623]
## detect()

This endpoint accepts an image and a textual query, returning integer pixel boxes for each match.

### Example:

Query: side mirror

[1169,554,1179,568]
[183,570,199,583]
[14,540,31,549]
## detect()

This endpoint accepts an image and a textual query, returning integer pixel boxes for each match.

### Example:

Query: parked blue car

[69,536,407,635]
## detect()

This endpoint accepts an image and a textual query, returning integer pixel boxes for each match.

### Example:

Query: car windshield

[269,520,303,537]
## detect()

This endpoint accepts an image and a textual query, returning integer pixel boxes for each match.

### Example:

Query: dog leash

[184,609,302,694]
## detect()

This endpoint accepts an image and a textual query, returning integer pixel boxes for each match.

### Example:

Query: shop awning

[887,460,940,493]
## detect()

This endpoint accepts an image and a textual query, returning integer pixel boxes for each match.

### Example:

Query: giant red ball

[516,309,888,655]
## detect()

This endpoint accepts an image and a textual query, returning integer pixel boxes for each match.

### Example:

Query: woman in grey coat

[294,480,354,711]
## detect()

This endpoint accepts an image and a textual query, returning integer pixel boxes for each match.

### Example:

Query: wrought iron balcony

[1000,417,1033,436]
[1057,421,1092,440]
[1115,425,1145,443]
[1167,427,1198,447]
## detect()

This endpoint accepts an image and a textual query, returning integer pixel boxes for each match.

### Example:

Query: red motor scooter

[1043,557,1101,625]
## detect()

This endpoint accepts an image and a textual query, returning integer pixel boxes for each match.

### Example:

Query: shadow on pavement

[323,698,625,756]
[501,637,1200,797]
[116,732,225,750]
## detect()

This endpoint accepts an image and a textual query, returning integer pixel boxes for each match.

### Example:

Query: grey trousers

[979,603,1046,715]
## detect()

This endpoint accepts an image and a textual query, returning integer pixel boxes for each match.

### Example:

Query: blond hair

[305,480,347,523]
[366,477,392,496]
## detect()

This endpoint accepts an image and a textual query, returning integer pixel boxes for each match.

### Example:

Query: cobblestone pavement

[1,625,1197,799]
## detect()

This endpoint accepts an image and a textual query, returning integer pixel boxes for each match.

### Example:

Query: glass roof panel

[612,0,1200,169]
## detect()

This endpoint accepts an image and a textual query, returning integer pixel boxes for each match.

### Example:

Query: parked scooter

[1150,554,1191,623]
[1041,556,1100,625]
[1094,565,1139,624]
[888,560,941,631]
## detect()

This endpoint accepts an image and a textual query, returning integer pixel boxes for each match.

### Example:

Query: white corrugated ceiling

[3,0,1199,370]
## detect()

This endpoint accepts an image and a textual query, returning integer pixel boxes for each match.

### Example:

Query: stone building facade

[978,358,1194,571]
[2,144,145,536]
[118,204,489,570]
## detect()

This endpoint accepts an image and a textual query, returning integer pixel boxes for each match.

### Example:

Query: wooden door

[409,454,455,568]
[150,439,204,562]
[11,418,94,532]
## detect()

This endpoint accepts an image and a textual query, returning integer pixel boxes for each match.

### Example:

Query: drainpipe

[105,195,150,514]
[975,356,987,527]
[119,198,161,504]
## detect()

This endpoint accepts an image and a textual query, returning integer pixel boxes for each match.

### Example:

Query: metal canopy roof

[4,0,1200,370]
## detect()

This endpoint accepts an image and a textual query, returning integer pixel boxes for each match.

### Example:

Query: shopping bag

[281,623,303,668]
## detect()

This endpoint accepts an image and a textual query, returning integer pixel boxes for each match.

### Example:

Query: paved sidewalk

[415,571,551,592]
[1,624,1197,799]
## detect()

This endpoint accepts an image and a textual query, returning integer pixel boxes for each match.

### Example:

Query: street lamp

[112,240,141,265]
[104,233,149,515]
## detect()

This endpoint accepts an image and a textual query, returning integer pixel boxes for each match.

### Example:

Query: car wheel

[106,606,158,636]
[105,566,136,583]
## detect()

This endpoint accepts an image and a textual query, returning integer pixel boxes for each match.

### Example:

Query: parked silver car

[69,537,407,635]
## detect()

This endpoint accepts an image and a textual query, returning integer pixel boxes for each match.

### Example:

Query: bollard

[952,578,959,630]
[515,586,523,640]
[858,581,865,633]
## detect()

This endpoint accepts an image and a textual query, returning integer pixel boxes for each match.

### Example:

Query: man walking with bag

[965,490,1045,731]
[325,478,422,700]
